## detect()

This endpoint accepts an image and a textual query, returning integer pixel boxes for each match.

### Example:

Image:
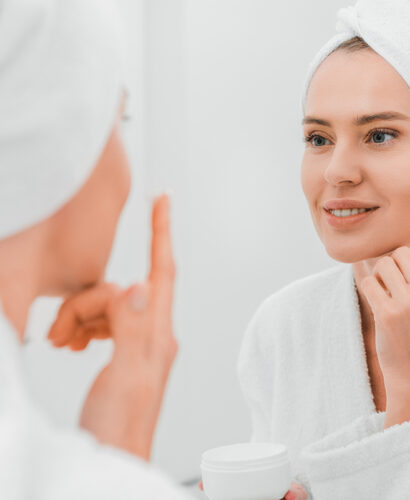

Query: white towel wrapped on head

[301,0,410,111]
[0,0,126,239]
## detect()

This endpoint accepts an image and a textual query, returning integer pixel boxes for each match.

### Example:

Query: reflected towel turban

[0,0,125,239]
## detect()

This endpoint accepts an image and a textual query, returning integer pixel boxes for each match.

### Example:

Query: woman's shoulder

[248,263,349,331]
[238,264,351,379]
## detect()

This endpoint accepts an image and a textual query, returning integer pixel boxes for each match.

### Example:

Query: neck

[0,227,46,341]
[0,281,37,342]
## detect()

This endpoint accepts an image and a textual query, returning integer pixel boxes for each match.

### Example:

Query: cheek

[368,157,410,210]
[95,161,131,247]
[120,157,132,208]
[301,155,322,206]
[382,167,410,216]
[96,136,131,229]
[111,129,132,210]
[62,160,130,278]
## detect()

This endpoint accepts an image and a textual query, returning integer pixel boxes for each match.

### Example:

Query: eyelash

[303,128,398,148]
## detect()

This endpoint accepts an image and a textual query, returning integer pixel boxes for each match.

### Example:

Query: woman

[0,0,195,498]
[238,0,410,499]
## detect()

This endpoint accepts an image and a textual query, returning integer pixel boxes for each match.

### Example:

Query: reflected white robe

[0,309,194,500]
[237,263,410,500]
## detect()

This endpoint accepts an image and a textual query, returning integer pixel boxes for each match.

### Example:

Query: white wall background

[22,0,351,485]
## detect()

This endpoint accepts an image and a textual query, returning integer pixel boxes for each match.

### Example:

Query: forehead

[305,49,410,119]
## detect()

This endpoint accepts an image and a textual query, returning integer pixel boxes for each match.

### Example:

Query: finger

[128,283,150,312]
[107,284,150,348]
[361,274,391,310]
[71,318,111,347]
[284,490,304,500]
[58,320,111,350]
[50,312,106,348]
[147,194,175,316]
[284,482,308,500]
[198,480,203,491]
[48,283,122,346]
[109,284,149,322]
[374,256,407,300]
[73,316,110,335]
[391,246,410,284]
[67,334,92,351]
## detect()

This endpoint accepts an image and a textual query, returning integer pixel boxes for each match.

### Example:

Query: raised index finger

[147,193,176,315]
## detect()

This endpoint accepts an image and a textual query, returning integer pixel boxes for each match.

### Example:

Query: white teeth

[329,208,370,217]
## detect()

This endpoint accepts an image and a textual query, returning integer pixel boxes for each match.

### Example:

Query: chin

[323,241,371,263]
[324,242,397,264]
[82,267,106,289]
[326,252,359,264]
[64,262,106,296]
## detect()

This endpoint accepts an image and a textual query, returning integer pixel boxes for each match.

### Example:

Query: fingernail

[147,188,173,202]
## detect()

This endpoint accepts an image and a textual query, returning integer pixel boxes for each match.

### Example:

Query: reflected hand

[47,194,178,460]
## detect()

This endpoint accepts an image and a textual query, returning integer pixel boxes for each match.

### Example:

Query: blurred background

[22,0,349,489]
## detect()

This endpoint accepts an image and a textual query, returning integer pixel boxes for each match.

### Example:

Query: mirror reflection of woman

[238,1,410,499]
[0,0,195,498]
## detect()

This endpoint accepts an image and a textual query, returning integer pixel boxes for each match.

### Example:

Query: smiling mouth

[324,207,379,216]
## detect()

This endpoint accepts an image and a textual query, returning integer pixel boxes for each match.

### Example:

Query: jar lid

[201,442,289,472]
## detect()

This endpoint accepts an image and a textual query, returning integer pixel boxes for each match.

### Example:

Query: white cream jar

[201,442,292,500]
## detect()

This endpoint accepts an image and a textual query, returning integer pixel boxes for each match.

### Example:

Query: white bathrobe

[0,309,194,500]
[237,263,410,500]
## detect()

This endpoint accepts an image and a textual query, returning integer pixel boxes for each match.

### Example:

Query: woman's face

[301,49,410,263]
[47,96,132,295]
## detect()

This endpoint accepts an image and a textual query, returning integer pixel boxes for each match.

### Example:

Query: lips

[323,199,380,210]
[323,206,379,228]
[324,207,377,214]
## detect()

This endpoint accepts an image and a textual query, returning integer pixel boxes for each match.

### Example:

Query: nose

[323,142,363,186]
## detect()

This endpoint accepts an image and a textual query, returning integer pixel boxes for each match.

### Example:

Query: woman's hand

[360,246,410,424]
[198,480,308,499]
[47,193,177,459]
[281,482,308,500]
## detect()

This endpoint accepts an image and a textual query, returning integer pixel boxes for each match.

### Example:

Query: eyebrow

[301,111,410,127]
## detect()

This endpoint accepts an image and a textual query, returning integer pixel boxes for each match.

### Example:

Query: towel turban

[301,0,410,111]
[0,0,125,239]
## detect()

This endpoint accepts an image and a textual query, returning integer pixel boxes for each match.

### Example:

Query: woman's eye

[311,135,330,147]
[304,134,331,147]
[369,130,396,144]
[304,129,398,148]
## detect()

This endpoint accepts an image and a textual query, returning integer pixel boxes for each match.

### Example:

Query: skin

[301,47,410,434]
[0,97,131,337]
[0,95,178,460]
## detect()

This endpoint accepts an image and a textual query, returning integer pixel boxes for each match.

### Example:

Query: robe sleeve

[0,311,195,500]
[237,301,315,500]
[299,411,410,500]
[23,406,196,500]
